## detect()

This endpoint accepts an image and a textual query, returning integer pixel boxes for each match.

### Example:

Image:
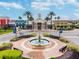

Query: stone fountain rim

[29,38,50,46]
[21,36,58,51]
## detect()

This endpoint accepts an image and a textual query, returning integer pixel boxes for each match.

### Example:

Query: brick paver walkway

[12,37,66,59]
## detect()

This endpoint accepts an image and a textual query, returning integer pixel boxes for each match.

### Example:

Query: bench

[59,45,67,53]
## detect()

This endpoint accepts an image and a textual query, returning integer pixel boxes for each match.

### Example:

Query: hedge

[0,43,13,47]
[43,32,50,37]
[0,50,22,59]
[0,55,3,59]
[29,32,37,37]
[59,37,69,43]
[67,43,79,52]
[0,43,13,51]
[1,43,13,47]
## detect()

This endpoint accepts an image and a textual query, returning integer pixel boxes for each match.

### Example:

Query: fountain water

[30,32,49,46]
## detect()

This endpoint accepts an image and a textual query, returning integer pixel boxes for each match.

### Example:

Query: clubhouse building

[25,20,74,31]
[19,14,74,30]
[0,15,79,30]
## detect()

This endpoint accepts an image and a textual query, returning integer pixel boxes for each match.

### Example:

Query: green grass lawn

[0,29,13,35]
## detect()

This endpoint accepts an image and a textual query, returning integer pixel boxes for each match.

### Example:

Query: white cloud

[65,0,79,8]
[31,2,51,10]
[74,13,79,17]
[31,0,79,10]
[31,0,66,10]
[0,2,24,9]
[73,11,79,19]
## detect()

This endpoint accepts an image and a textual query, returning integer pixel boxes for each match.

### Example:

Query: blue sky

[0,0,79,20]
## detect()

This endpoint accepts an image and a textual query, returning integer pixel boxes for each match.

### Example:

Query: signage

[13,26,16,33]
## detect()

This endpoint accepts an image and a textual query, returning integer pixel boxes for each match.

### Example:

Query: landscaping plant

[0,50,22,59]
[49,57,56,59]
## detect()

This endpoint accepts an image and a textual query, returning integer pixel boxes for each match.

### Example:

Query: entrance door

[37,23,42,30]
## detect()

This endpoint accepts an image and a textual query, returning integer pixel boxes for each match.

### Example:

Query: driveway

[0,30,29,43]
[0,33,15,43]
[0,30,79,45]
[51,30,79,45]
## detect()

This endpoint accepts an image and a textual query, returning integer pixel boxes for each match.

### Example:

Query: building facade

[0,16,75,30]
[53,20,73,30]
[31,20,47,31]
[26,20,74,31]
[25,14,74,31]
[0,17,10,28]
[15,20,26,29]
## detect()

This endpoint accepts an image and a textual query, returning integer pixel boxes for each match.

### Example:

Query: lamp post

[13,21,18,40]
[13,25,17,39]
[59,27,63,39]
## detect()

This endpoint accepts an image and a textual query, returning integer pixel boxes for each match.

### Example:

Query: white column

[35,23,37,31]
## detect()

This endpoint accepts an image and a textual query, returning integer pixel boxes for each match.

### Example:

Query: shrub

[59,37,69,43]
[67,43,79,52]
[49,57,56,59]
[0,50,22,59]
[10,33,37,42]
[29,32,37,37]
[59,37,79,53]
[26,58,30,59]
[49,35,59,39]
[0,43,13,51]
[2,43,13,47]
[10,37,19,41]
[43,32,50,37]
[0,55,3,59]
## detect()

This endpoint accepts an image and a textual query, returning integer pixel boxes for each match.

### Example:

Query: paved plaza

[12,36,66,59]
[0,30,79,59]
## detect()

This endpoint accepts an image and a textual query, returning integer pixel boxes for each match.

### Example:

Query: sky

[0,0,79,20]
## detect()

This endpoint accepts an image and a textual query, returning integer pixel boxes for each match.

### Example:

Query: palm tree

[45,16,49,21]
[54,17,56,19]
[45,16,49,30]
[49,12,56,20]
[29,15,34,21]
[49,12,56,29]
[57,16,60,19]
[23,11,31,20]
[54,16,60,19]
[18,16,22,20]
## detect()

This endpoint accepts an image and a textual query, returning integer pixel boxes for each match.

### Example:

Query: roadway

[0,29,79,45]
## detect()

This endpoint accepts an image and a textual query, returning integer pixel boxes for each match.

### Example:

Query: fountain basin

[30,38,49,46]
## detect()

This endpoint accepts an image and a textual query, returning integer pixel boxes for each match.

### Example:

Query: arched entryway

[37,22,42,30]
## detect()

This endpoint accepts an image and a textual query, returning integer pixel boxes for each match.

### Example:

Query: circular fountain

[23,32,55,49]
[29,31,49,47]
[30,35,49,46]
